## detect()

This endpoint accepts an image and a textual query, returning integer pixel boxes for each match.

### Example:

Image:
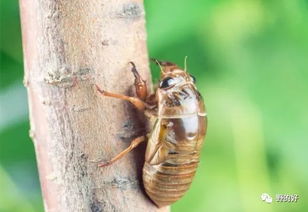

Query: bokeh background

[1,0,308,211]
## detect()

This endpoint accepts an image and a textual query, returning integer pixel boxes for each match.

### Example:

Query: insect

[95,59,207,207]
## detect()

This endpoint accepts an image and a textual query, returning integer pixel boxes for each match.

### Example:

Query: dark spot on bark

[116,3,143,20]
[78,152,88,177]
[123,3,142,18]
[123,120,132,129]
[78,68,91,75]
[80,153,87,159]
[110,176,139,190]
[117,120,143,142]
[101,40,109,46]
[90,200,103,212]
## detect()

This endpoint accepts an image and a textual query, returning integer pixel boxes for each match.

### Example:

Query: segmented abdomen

[143,151,200,207]
[143,113,207,207]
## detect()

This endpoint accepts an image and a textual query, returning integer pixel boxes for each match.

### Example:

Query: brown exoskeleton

[95,59,207,207]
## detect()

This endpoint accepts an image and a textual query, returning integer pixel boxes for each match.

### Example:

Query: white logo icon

[261,193,272,203]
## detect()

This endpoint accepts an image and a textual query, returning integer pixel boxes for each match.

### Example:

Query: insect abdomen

[143,86,207,207]
[143,154,200,207]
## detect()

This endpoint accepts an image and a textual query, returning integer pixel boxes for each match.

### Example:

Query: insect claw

[128,62,148,100]
[129,61,136,68]
[89,158,111,167]
[98,161,111,167]
[95,84,105,95]
[129,61,140,79]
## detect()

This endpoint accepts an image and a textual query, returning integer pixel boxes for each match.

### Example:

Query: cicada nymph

[96,59,207,207]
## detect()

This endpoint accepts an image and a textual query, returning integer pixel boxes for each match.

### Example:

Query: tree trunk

[19,0,169,211]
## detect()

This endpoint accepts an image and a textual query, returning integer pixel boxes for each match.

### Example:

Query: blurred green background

[1,0,308,211]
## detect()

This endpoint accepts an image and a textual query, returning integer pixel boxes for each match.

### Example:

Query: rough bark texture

[19,0,169,211]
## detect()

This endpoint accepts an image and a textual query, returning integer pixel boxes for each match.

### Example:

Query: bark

[19,0,169,211]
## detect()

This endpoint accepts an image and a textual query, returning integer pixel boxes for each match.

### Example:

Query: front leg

[129,62,147,101]
[95,85,146,111]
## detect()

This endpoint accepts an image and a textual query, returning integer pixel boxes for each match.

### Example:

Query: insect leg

[129,62,147,100]
[95,85,146,111]
[98,136,146,167]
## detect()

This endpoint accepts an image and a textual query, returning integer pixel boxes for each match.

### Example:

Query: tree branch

[20,0,169,211]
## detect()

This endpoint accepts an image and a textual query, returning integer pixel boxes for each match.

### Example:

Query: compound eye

[160,77,176,89]
[190,74,196,83]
